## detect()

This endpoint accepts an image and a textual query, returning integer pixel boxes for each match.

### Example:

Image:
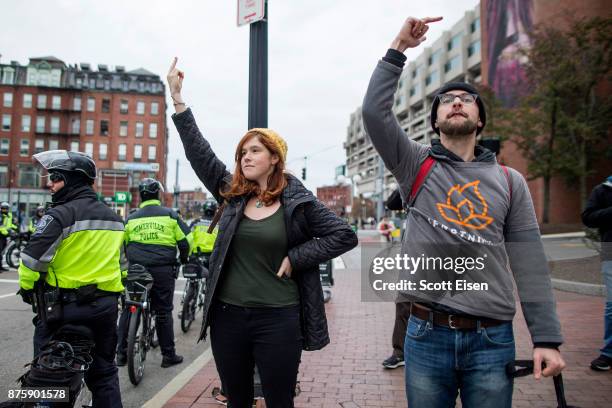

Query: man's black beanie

[430,82,486,135]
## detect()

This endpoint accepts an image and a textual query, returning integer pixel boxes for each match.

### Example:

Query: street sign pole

[248,0,268,129]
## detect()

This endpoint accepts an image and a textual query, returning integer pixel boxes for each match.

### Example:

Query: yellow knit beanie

[249,128,288,162]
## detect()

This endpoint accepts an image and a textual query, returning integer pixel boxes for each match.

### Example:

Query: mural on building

[486,0,534,106]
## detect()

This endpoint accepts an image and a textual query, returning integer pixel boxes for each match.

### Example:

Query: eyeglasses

[437,93,478,105]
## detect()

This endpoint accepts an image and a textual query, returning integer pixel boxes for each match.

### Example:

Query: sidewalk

[164,248,611,408]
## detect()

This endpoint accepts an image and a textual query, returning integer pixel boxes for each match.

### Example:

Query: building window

[0,139,9,155]
[468,40,481,57]
[444,56,460,73]
[136,101,145,115]
[120,99,128,114]
[23,94,33,108]
[36,116,45,133]
[49,139,58,150]
[3,92,13,107]
[20,139,29,156]
[85,142,93,158]
[150,102,159,115]
[428,50,441,66]
[148,145,156,161]
[86,120,94,135]
[70,141,79,152]
[1,69,14,84]
[73,96,81,111]
[136,122,144,137]
[34,139,44,153]
[21,115,31,132]
[50,117,60,134]
[120,121,128,137]
[426,70,438,86]
[2,114,11,131]
[99,143,108,160]
[102,98,110,113]
[447,33,463,51]
[149,123,157,139]
[118,144,127,161]
[0,165,7,186]
[134,144,142,161]
[87,97,95,112]
[71,119,80,135]
[37,94,47,109]
[52,95,61,110]
[19,165,39,188]
[471,18,480,34]
[100,120,109,136]
[409,86,416,97]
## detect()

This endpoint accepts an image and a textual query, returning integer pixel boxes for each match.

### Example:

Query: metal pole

[248,0,268,129]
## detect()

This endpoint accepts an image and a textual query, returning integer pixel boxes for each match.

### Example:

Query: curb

[142,348,213,408]
[552,278,605,297]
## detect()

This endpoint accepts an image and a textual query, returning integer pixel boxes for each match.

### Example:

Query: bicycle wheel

[149,312,158,348]
[5,241,23,269]
[127,308,146,385]
[180,282,196,333]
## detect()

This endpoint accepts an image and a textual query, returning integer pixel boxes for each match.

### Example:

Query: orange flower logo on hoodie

[436,180,493,230]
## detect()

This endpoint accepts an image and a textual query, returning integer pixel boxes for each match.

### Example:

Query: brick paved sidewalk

[164,249,611,408]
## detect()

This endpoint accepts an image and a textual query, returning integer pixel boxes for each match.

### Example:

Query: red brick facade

[317,184,351,217]
[0,58,167,217]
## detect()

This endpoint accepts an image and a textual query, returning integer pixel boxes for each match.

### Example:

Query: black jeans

[210,301,303,408]
[117,264,177,357]
[33,295,122,408]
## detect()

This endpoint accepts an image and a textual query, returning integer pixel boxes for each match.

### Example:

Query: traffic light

[301,168,306,180]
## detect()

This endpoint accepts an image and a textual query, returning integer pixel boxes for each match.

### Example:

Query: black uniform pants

[33,295,122,408]
[210,301,303,408]
[0,235,7,267]
[117,264,177,357]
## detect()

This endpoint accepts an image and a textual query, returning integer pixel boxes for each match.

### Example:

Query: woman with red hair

[167,58,358,408]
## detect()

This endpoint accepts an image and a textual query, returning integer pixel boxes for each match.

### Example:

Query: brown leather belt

[410,303,506,330]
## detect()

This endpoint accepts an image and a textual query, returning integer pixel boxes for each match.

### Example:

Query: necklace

[255,199,264,208]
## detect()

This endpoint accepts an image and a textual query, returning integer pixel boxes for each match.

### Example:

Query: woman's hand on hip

[276,256,293,279]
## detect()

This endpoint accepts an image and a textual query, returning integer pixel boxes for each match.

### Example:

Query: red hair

[220,131,288,205]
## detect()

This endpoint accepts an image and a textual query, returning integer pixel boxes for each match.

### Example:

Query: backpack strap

[408,156,436,207]
[500,165,513,202]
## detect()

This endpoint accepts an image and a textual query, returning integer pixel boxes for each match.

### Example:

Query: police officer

[17,150,125,408]
[117,178,192,368]
[0,201,17,271]
[28,205,46,234]
[189,199,219,256]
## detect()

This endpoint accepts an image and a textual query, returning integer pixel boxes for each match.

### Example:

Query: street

[0,269,210,408]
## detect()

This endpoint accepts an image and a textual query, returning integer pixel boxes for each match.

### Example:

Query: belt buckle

[448,314,458,329]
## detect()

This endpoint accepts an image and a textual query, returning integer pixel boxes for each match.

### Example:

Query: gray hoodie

[362,59,562,345]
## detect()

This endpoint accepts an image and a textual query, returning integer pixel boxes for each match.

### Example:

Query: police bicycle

[178,254,209,333]
[1,324,94,408]
[123,264,158,386]
[5,231,30,269]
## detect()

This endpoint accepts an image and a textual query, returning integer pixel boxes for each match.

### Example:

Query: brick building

[0,56,167,218]
[175,188,208,220]
[316,184,351,218]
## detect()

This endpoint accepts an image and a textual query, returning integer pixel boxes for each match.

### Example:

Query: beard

[438,116,478,139]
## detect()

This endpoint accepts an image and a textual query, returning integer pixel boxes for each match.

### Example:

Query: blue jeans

[404,315,515,408]
[602,261,612,358]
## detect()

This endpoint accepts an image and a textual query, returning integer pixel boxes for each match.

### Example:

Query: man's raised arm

[362,17,442,187]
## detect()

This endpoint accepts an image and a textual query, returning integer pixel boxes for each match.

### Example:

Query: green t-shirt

[216,206,299,307]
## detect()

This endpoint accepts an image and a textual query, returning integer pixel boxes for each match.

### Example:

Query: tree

[513,17,612,222]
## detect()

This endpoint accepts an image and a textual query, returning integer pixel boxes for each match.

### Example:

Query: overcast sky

[1,0,479,195]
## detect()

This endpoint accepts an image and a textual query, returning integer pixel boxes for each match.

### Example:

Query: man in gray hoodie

[362,16,566,408]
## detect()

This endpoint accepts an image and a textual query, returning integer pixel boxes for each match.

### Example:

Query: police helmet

[139,178,164,200]
[33,150,96,180]
[202,200,218,217]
